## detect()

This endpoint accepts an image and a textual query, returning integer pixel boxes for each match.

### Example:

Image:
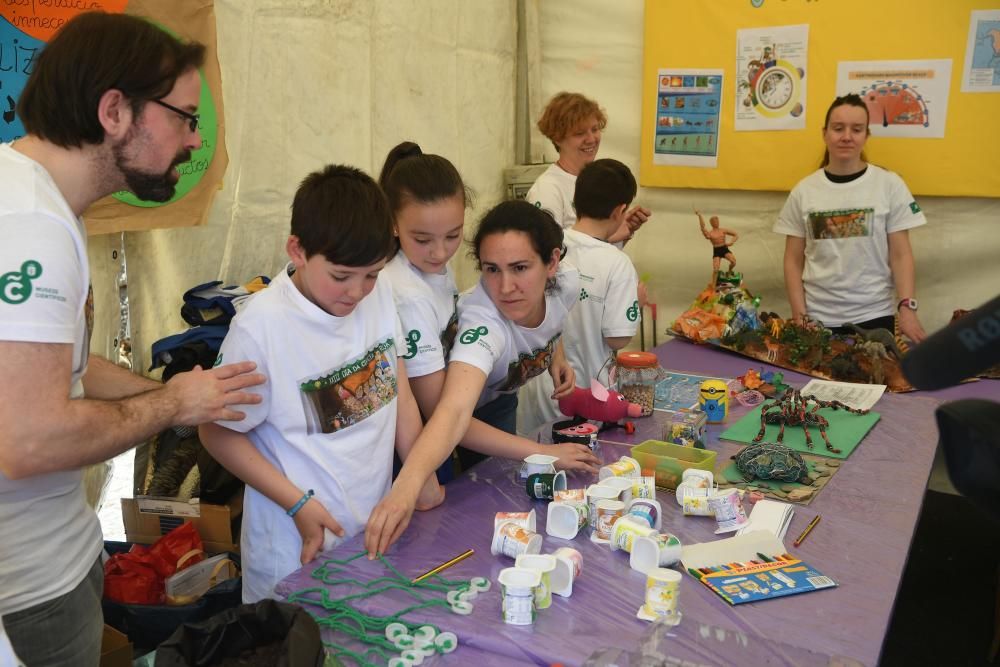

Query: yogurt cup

[494,509,536,533]
[526,470,567,500]
[630,532,683,573]
[491,521,543,559]
[639,567,682,624]
[625,497,662,531]
[586,484,622,529]
[546,501,588,540]
[551,547,583,597]
[609,515,656,553]
[515,553,557,610]
[498,567,541,625]
[593,499,625,542]
[521,453,558,479]
[598,455,641,481]
[708,488,748,533]
[600,476,635,504]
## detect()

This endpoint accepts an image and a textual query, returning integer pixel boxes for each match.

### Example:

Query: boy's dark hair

[378,141,471,214]
[573,158,637,220]
[471,200,563,267]
[291,165,395,266]
[18,12,206,149]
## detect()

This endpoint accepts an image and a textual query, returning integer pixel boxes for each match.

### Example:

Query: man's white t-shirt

[449,268,579,410]
[518,229,639,431]
[0,144,102,616]
[526,163,577,229]
[380,252,458,379]
[773,165,926,327]
[215,266,404,602]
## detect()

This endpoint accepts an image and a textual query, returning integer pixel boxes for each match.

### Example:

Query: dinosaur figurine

[844,322,905,359]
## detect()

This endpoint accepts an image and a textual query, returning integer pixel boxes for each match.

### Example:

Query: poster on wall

[735,24,808,131]
[836,59,952,138]
[961,9,1000,93]
[653,68,723,168]
[0,1,227,234]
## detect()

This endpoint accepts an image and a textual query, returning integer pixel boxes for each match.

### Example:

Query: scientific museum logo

[909,201,922,214]
[403,330,421,359]
[0,259,42,305]
[626,300,639,322]
[460,326,488,344]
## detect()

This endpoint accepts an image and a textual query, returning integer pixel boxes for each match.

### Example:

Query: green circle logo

[459,326,489,344]
[0,260,42,304]
[626,300,639,322]
[403,330,421,359]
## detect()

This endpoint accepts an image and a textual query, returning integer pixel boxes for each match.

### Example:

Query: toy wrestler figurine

[697,210,738,275]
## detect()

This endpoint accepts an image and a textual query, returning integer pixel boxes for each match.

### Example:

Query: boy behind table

[517,158,641,432]
[199,165,441,602]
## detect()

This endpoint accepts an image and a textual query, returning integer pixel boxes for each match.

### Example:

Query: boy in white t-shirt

[518,159,640,432]
[199,165,441,602]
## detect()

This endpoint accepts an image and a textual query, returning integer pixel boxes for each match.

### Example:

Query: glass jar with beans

[613,351,666,417]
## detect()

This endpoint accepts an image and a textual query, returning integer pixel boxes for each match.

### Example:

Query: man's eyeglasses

[150,99,200,133]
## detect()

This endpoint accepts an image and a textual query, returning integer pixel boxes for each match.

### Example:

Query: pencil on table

[411,548,475,584]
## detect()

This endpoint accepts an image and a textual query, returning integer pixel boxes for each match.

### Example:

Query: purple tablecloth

[277,338,1000,666]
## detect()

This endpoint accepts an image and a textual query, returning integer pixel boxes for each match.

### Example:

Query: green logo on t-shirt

[909,201,921,214]
[213,354,223,367]
[0,260,43,305]
[403,330,421,359]
[459,326,489,344]
[579,288,589,301]
[626,300,639,322]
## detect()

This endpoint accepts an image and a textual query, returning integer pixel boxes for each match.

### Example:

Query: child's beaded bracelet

[287,489,314,517]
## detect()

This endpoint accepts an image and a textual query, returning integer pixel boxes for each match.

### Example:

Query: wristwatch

[897,297,918,312]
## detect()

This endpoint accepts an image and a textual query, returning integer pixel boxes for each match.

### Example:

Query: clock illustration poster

[736,24,808,131]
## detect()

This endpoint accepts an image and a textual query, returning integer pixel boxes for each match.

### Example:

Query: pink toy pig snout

[626,403,643,418]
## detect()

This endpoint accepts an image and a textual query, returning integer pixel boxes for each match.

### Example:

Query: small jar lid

[616,351,659,369]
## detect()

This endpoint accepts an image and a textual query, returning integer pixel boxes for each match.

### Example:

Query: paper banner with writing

[0,0,227,235]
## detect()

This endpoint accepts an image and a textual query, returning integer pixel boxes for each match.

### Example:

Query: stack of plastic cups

[515,553,557,610]
[498,567,541,625]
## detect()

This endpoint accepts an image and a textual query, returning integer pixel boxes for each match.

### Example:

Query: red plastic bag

[104,522,205,605]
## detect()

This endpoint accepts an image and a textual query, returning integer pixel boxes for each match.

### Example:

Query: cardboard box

[100,625,132,667]
[631,439,717,490]
[122,495,241,553]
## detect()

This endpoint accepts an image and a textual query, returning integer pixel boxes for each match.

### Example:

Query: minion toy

[699,379,729,423]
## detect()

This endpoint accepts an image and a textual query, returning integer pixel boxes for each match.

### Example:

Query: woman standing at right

[774,94,927,342]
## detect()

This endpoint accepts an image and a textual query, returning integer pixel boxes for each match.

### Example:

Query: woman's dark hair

[18,12,205,148]
[820,93,870,168]
[378,141,471,214]
[291,165,395,267]
[471,200,564,292]
[574,158,637,220]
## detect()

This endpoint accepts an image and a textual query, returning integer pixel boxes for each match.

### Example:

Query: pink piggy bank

[558,379,643,422]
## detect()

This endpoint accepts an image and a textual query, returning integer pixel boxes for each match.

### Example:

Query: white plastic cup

[609,515,656,553]
[708,488,748,534]
[598,455,641,481]
[498,567,540,625]
[625,497,662,531]
[494,509,537,533]
[491,521,543,558]
[593,499,625,541]
[601,476,635,504]
[515,553,557,610]
[546,501,588,539]
[519,453,558,480]
[551,547,583,598]
[631,476,657,500]
[643,567,682,621]
[630,532,683,573]
[586,484,622,529]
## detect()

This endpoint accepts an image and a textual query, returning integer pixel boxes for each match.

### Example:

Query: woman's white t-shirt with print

[774,165,926,327]
[449,267,579,409]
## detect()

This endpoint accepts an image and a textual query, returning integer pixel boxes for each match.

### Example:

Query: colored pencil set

[685,552,836,605]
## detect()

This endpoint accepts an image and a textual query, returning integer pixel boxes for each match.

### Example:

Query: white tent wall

[87,0,516,373]
[85,1,998,375]
[535,1,1000,347]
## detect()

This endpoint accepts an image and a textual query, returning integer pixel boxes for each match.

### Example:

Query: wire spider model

[753,389,869,454]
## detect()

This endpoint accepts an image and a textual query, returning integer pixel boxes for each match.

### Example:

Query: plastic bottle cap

[616,351,659,368]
